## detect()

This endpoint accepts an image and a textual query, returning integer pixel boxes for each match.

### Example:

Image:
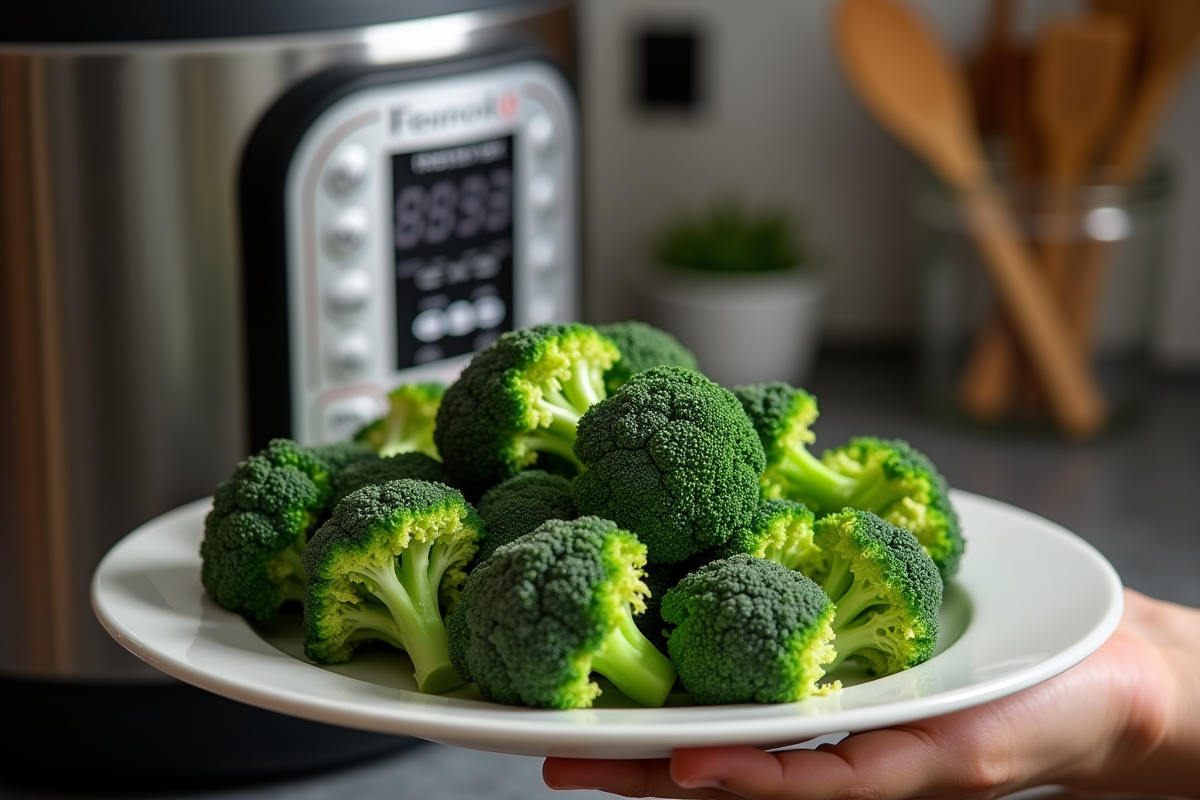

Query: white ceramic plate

[92,490,1122,759]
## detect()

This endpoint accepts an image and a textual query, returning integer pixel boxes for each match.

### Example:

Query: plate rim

[91,490,1124,755]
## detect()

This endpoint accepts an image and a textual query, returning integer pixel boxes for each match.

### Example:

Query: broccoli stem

[561,358,605,411]
[521,364,607,472]
[844,468,907,513]
[829,575,885,624]
[352,541,464,694]
[770,448,856,513]
[589,608,677,707]
[339,602,406,650]
[827,609,907,670]
[521,432,584,470]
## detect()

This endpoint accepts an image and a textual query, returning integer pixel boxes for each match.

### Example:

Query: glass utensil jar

[916,162,1172,430]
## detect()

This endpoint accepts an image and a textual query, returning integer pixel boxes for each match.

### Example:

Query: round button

[528,114,556,153]
[330,333,371,375]
[327,207,369,258]
[325,144,369,197]
[528,176,556,213]
[475,295,507,329]
[412,308,446,343]
[327,269,371,315]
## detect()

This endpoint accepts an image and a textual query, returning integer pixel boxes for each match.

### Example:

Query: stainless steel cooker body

[0,1,573,679]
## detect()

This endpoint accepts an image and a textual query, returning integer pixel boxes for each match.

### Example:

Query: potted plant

[637,200,824,387]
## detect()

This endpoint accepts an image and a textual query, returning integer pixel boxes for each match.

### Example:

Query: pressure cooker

[0,0,576,786]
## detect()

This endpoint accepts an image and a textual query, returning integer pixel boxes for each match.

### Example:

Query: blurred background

[2,0,1197,797]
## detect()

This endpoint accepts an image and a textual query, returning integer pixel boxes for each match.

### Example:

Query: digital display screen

[392,136,514,369]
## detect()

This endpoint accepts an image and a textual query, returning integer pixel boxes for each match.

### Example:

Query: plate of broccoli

[92,322,1123,759]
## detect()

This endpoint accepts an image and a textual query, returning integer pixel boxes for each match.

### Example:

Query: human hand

[544,590,1200,799]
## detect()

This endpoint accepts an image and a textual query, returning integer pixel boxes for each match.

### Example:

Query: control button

[325,144,369,197]
[528,175,556,213]
[323,394,385,442]
[528,114,556,153]
[329,333,371,375]
[411,295,509,343]
[529,237,556,272]
[327,207,369,258]
[326,269,371,315]
[445,300,476,337]
[412,308,446,343]
[475,295,507,329]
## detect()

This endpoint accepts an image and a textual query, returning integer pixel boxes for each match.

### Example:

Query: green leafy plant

[655,200,804,274]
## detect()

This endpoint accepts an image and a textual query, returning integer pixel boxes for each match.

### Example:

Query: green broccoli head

[814,509,942,676]
[354,382,445,458]
[720,500,823,578]
[733,383,963,580]
[474,470,577,566]
[302,479,482,693]
[434,324,620,496]
[660,554,836,704]
[572,366,766,565]
[329,452,456,510]
[822,438,964,581]
[595,320,699,394]
[200,439,334,621]
[447,516,677,709]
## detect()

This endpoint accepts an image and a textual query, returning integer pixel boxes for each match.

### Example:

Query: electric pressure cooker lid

[1,0,536,44]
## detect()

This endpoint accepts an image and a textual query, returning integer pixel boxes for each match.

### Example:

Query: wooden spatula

[961,15,1133,420]
[833,0,1108,437]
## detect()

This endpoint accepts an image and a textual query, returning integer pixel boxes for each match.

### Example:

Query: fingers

[543,757,743,799]
[670,728,1018,800]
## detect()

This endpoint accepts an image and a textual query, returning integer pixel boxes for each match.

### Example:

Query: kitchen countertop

[6,352,1197,800]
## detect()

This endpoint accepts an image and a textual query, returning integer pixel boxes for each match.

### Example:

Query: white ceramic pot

[636,268,825,388]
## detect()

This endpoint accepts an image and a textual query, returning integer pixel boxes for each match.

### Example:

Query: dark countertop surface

[7,352,1197,800]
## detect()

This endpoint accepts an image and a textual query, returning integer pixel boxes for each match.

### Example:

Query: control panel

[274,60,577,445]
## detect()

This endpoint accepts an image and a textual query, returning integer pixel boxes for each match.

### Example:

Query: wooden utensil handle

[958,310,1020,421]
[956,183,1108,436]
[1071,237,1117,352]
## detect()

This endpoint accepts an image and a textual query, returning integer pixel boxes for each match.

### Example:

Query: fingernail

[677,777,722,789]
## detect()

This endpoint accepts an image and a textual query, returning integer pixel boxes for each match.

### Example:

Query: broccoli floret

[572,366,766,564]
[813,509,942,675]
[447,516,677,709]
[329,452,456,510]
[719,499,824,578]
[200,440,334,622]
[354,382,445,458]
[302,479,482,693]
[473,470,577,565]
[660,554,837,704]
[595,320,699,394]
[823,438,964,580]
[434,324,620,496]
[734,382,964,580]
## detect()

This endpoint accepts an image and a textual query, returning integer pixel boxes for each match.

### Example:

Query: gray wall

[580,0,1200,368]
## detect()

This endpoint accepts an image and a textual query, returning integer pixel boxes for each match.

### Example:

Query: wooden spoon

[1072,0,1200,346]
[833,0,1108,437]
[1018,14,1133,412]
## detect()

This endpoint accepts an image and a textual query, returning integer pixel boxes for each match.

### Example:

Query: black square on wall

[637,27,702,111]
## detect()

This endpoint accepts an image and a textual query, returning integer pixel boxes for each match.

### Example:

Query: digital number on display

[391,136,515,369]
